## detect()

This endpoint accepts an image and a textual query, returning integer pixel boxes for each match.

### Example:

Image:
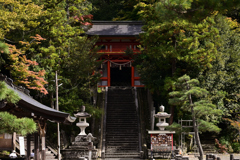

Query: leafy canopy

[169,74,223,133]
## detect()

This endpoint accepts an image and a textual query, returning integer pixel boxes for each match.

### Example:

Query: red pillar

[171,134,173,150]
[131,66,134,87]
[107,61,110,86]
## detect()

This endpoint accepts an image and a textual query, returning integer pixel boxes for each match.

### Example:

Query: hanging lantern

[119,65,122,70]
[130,61,132,67]
[101,63,103,68]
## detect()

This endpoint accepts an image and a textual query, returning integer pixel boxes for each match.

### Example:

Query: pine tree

[135,0,219,123]
[0,81,37,135]
[169,75,222,160]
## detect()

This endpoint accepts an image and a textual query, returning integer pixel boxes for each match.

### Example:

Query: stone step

[106,139,139,142]
[106,148,139,152]
[106,120,138,122]
[105,88,139,158]
[107,113,136,116]
[107,107,136,110]
[106,124,138,127]
[107,114,137,117]
[106,119,138,122]
[107,104,135,106]
[107,110,136,113]
[107,140,138,143]
[105,153,140,158]
[105,135,139,139]
[45,146,57,160]
[106,144,138,147]
[46,155,56,159]
[106,113,137,116]
[106,149,139,152]
[107,105,136,107]
[106,130,138,133]
[106,134,138,137]
[108,91,133,94]
[106,127,138,130]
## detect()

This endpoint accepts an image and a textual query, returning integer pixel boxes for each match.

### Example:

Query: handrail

[134,87,142,153]
[101,86,108,158]
[47,146,57,157]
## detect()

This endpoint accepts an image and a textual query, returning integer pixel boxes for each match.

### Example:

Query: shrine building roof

[86,21,143,36]
[0,74,76,124]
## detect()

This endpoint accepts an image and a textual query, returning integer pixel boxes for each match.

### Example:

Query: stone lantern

[74,106,91,135]
[154,105,171,130]
[62,106,98,160]
[148,105,175,158]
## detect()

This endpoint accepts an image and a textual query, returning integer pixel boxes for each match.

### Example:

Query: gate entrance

[110,67,131,86]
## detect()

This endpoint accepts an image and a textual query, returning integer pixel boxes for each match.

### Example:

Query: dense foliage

[133,0,240,153]
[0,81,37,135]
[0,112,37,135]
[169,75,222,159]
[0,0,240,153]
[0,0,102,140]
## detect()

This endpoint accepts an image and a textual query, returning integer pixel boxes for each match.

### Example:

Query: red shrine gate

[87,21,144,87]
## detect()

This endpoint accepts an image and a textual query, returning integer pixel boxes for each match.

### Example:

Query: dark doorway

[110,67,131,86]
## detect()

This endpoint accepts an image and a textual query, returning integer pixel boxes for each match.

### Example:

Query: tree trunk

[171,58,176,76]
[169,57,177,124]
[192,109,204,160]
[169,106,175,125]
[188,89,204,160]
[186,80,203,159]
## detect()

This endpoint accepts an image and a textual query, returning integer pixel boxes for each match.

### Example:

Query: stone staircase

[105,87,140,158]
[46,146,58,160]
[200,132,217,154]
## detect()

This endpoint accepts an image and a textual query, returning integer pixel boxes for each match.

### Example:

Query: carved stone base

[62,135,98,160]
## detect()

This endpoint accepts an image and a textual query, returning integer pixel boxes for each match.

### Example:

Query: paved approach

[98,154,240,160]
[187,154,240,160]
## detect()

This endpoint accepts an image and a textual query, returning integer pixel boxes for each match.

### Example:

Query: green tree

[0,112,36,135]
[0,0,43,40]
[0,81,37,135]
[198,15,240,118]
[135,1,219,123]
[0,0,48,94]
[29,0,101,106]
[89,0,143,20]
[169,75,222,160]
[0,81,20,104]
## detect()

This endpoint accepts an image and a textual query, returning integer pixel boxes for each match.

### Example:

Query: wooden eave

[0,74,76,125]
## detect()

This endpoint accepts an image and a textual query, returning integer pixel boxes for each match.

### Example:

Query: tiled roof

[0,74,76,124]
[87,21,143,36]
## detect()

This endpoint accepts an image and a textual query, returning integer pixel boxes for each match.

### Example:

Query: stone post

[87,133,94,160]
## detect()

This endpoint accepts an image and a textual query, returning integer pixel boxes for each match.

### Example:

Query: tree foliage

[0,82,37,135]
[0,112,36,135]
[198,15,240,118]
[0,0,48,94]
[169,75,222,160]
[0,81,20,104]
[0,0,101,142]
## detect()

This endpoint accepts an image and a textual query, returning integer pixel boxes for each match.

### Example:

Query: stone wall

[137,88,152,159]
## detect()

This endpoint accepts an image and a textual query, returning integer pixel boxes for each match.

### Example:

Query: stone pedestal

[62,134,98,160]
[148,105,176,159]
